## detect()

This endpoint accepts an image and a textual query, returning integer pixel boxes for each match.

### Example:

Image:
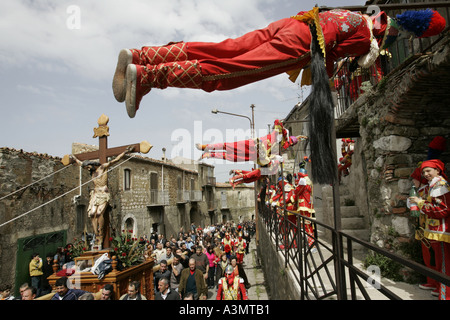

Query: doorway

[15,230,66,296]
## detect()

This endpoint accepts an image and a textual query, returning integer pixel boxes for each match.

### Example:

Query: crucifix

[62,114,152,249]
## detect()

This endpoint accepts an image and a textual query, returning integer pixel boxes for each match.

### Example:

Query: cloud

[0,0,277,82]
[0,0,365,182]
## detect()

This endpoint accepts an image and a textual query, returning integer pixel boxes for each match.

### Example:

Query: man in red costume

[409,159,450,300]
[216,265,248,300]
[294,168,316,248]
[235,233,247,265]
[270,177,296,249]
[112,8,445,118]
[229,154,283,188]
[338,138,355,183]
[197,120,305,165]
[112,7,444,185]
[222,233,233,260]
[409,136,446,293]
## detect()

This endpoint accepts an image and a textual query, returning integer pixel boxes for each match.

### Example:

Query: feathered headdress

[395,9,446,38]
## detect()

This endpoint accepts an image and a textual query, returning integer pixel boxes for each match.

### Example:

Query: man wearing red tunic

[196,120,304,165]
[112,8,445,118]
[216,265,248,300]
[410,159,450,300]
[112,7,444,185]
[294,169,316,248]
[229,155,283,188]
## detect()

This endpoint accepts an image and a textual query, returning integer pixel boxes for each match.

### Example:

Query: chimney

[162,147,166,162]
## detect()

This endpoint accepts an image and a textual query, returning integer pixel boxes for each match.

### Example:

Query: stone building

[0,147,83,295]
[215,182,255,223]
[282,3,450,271]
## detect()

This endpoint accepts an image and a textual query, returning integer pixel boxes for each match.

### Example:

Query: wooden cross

[62,114,152,165]
[61,114,152,249]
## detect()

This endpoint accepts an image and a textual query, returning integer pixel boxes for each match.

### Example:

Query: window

[150,172,158,190]
[124,168,131,190]
[150,172,158,203]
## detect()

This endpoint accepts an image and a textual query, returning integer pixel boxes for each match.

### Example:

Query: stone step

[325,196,354,207]
[342,217,366,230]
[338,185,351,196]
[341,229,370,242]
[331,205,361,218]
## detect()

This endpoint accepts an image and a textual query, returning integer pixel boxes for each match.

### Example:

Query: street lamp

[211,106,255,139]
[211,105,260,257]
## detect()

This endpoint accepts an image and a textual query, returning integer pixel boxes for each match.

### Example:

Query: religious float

[43,114,155,300]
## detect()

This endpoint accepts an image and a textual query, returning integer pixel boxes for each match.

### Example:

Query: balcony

[190,190,202,202]
[177,190,190,203]
[148,189,169,206]
[203,176,216,186]
[207,199,216,211]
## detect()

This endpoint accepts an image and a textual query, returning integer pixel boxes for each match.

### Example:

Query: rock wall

[355,46,450,257]
[0,148,86,286]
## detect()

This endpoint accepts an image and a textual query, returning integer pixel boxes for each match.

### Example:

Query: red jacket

[216,276,248,300]
[418,176,450,243]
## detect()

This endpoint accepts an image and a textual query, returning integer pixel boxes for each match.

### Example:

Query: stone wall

[355,48,450,257]
[257,217,300,300]
[0,147,89,286]
[215,183,255,223]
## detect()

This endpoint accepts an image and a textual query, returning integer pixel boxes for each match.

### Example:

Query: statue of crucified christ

[71,145,134,247]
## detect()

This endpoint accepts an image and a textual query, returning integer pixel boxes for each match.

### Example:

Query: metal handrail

[259,203,450,300]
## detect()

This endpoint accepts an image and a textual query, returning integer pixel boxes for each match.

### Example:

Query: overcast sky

[0,0,364,182]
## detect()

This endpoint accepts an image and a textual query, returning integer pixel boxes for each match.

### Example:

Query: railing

[259,204,450,300]
[203,176,216,186]
[207,199,216,211]
[333,1,450,118]
[190,190,203,202]
[148,189,169,206]
[177,190,190,203]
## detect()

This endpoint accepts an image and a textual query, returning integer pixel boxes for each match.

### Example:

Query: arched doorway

[122,214,137,238]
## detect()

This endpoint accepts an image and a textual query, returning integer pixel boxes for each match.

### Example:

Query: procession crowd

[0,221,255,300]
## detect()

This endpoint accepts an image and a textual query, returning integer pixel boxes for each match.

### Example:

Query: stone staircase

[320,183,370,257]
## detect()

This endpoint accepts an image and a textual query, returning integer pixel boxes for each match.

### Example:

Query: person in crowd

[0,284,15,300]
[119,281,147,300]
[205,246,217,289]
[21,287,37,300]
[158,246,173,265]
[41,252,55,295]
[152,242,165,262]
[216,265,248,300]
[410,159,450,300]
[154,260,171,292]
[155,277,181,300]
[51,276,87,300]
[191,245,209,282]
[170,254,184,292]
[54,247,66,271]
[178,258,208,300]
[29,253,43,297]
[176,247,190,269]
[100,284,114,300]
[15,283,30,300]
[230,256,250,289]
